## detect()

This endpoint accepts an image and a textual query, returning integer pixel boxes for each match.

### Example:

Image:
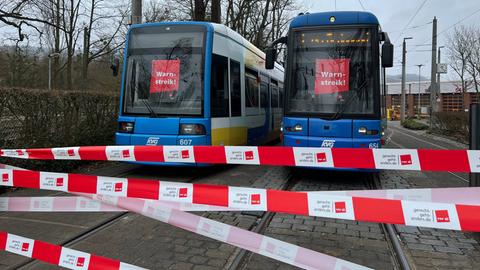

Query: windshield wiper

[141,99,159,118]
[329,81,368,120]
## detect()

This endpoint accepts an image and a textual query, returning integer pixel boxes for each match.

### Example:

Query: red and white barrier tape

[1,168,479,232]
[90,194,370,270]
[0,145,476,172]
[0,195,236,212]
[3,186,480,213]
[0,231,145,269]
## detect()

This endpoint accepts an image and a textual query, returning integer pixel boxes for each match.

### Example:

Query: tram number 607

[179,139,192,145]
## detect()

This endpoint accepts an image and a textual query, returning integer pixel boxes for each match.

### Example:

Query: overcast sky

[301,0,480,80]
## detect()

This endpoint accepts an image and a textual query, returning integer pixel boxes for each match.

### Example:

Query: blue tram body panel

[282,11,386,171]
[283,118,381,148]
[116,21,284,166]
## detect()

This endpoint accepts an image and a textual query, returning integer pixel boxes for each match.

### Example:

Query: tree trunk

[194,0,206,21]
[54,0,61,89]
[211,0,221,23]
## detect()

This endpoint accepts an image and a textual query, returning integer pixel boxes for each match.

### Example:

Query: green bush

[0,87,119,172]
[430,112,469,143]
[401,119,428,130]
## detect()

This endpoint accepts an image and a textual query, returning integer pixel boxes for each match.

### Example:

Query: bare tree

[144,0,174,22]
[0,1,62,40]
[82,0,127,88]
[447,26,470,93]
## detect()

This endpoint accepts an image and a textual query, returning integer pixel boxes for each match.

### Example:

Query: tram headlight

[286,124,303,132]
[358,126,379,135]
[119,122,134,133]
[180,124,206,135]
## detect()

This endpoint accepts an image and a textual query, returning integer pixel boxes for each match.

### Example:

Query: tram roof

[290,11,379,28]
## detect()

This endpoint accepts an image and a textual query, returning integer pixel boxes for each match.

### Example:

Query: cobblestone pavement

[242,170,397,270]
[385,122,480,270]
[1,164,291,270]
[382,170,480,270]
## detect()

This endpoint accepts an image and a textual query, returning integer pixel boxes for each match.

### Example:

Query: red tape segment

[0,231,146,269]
[2,167,480,232]
[0,145,477,172]
[90,195,370,270]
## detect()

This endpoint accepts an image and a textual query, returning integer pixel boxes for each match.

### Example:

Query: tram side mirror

[111,57,120,77]
[382,42,394,68]
[265,47,277,70]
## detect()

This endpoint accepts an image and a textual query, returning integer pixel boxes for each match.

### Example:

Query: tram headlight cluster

[286,124,303,132]
[119,122,134,133]
[358,126,379,135]
[180,124,206,135]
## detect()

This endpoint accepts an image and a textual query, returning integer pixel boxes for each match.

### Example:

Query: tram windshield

[123,25,205,116]
[287,28,376,117]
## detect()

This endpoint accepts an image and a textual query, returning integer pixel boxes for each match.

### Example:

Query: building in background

[386,81,479,119]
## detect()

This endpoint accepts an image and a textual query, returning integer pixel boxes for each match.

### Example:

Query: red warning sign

[314,59,350,95]
[150,59,181,93]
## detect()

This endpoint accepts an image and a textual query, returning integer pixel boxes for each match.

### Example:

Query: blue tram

[266,11,393,150]
[115,22,284,164]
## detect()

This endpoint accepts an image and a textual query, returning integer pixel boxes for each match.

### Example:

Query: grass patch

[401,119,428,130]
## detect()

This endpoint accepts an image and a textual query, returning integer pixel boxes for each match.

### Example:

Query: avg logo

[244,151,254,160]
[67,149,75,156]
[250,194,261,205]
[334,202,347,213]
[181,150,190,159]
[56,177,64,187]
[114,182,123,192]
[400,154,412,165]
[122,149,130,158]
[178,188,188,198]
[2,173,8,182]
[76,257,86,267]
[316,152,327,163]
[435,210,450,223]
[21,243,29,252]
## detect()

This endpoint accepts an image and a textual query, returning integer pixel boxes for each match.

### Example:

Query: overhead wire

[393,0,429,44]
[358,0,366,11]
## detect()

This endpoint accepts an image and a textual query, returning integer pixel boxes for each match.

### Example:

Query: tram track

[365,172,411,270]
[227,170,295,270]
[9,164,142,270]
[9,163,230,269]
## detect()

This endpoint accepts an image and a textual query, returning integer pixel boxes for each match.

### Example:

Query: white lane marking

[390,127,448,150]
[447,171,469,183]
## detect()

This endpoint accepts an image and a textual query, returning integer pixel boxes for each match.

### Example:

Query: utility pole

[401,37,413,122]
[131,0,142,25]
[437,46,444,93]
[417,64,424,119]
[430,17,438,113]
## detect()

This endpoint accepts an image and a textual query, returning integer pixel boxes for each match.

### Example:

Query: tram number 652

[179,139,192,145]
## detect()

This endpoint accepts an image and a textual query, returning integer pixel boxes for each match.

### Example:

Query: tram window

[245,73,259,110]
[271,85,279,108]
[260,82,268,108]
[230,60,241,117]
[211,54,229,117]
